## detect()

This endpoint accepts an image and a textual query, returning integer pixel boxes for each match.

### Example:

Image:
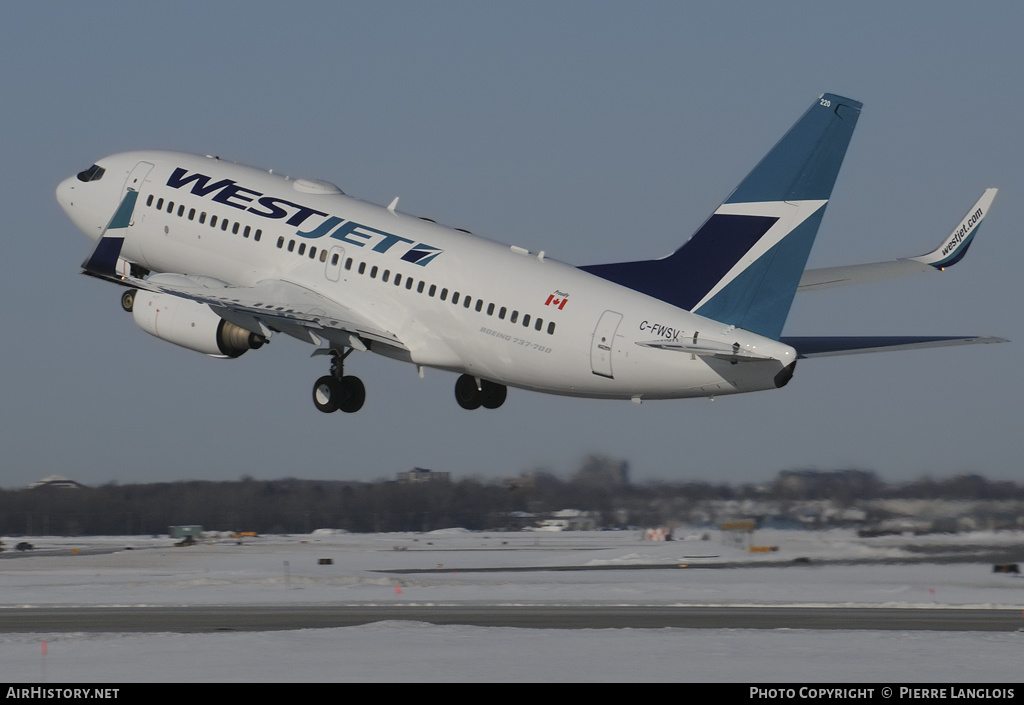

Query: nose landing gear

[312,348,366,414]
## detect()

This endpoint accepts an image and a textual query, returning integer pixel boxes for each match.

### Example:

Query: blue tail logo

[581,94,861,340]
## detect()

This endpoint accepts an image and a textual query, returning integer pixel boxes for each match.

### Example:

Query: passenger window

[287,240,295,252]
[535,318,543,331]
[189,208,196,220]
[547,322,556,335]
[277,236,285,248]
[428,284,437,297]
[245,226,251,238]
[254,229,261,241]
[146,195,154,206]
[510,311,518,324]
[309,246,317,259]
[298,243,306,255]
[522,314,530,327]
[358,262,366,274]
[157,198,164,210]
[475,300,483,312]
[382,270,390,283]
[370,266,378,278]
[331,253,339,265]
[440,288,448,301]
[464,297,472,309]
[167,201,174,213]
[199,212,206,224]
[221,219,229,231]
[452,292,460,305]
[210,215,217,228]
[233,222,240,234]
[487,303,494,315]
[177,205,184,217]
[499,307,507,320]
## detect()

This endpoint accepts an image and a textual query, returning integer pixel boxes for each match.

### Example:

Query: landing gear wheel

[337,375,365,413]
[455,374,482,410]
[120,289,136,313]
[313,376,339,413]
[480,381,507,410]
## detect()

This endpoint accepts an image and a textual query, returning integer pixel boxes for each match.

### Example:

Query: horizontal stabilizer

[635,338,774,362]
[799,189,997,291]
[781,335,1008,358]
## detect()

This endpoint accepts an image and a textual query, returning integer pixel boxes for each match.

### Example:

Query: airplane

[56,93,1005,414]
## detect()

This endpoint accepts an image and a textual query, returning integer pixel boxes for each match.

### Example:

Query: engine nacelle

[131,290,265,358]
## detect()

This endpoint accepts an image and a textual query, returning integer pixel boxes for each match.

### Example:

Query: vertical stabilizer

[580,94,861,340]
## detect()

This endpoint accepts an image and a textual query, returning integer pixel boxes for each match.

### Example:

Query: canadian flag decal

[545,291,569,310]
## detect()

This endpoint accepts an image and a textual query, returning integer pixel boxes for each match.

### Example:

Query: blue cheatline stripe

[107,190,138,230]
[82,190,139,275]
[579,93,861,340]
[83,236,125,275]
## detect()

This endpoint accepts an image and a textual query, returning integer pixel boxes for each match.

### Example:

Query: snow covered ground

[0,529,1022,682]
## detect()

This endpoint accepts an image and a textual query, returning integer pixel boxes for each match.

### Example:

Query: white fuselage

[58,151,797,401]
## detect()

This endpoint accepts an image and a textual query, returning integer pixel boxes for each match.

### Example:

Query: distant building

[168,525,204,539]
[397,468,450,484]
[26,475,87,490]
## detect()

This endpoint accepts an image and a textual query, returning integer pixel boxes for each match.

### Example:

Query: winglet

[910,188,997,270]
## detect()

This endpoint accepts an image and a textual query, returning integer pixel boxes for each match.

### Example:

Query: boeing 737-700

[57,93,1004,414]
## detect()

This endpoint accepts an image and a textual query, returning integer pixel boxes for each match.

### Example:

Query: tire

[480,381,507,409]
[454,374,482,410]
[338,376,366,413]
[121,289,136,313]
[313,376,339,413]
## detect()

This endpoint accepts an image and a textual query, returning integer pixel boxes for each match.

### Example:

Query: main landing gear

[311,354,507,414]
[312,348,365,414]
[454,374,507,410]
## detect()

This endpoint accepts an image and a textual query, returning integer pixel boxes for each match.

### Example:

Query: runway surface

[1,530,1022,635]
[1,604,1022,633]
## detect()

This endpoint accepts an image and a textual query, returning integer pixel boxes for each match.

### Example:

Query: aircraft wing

[798,189,997,291]
[121,272,406,351]
[780,335,1008,358]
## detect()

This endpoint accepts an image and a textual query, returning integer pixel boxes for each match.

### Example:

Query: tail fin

[580,93,861,340]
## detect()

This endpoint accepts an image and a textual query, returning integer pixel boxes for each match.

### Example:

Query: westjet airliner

[57,94,1004,414]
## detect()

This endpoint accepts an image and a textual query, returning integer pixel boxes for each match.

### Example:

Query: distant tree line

[1,459,1021,536]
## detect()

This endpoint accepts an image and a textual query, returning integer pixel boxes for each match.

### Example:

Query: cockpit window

[76,164,106,183]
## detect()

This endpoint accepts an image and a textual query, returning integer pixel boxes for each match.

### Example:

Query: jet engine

[129,290,266,358]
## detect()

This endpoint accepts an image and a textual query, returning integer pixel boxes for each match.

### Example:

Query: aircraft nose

[56,176,76,215]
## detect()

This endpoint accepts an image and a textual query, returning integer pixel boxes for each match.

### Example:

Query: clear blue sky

[3,1,1021,487]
